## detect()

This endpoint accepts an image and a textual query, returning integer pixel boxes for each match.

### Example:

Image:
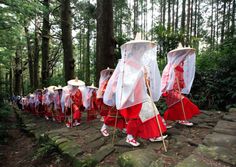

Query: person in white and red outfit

[161,44,200,126]
[53,85,64,122]
[97,68,126,137]
[104,37,167,146]
[35,89,43,116]
[44,86,56,121]
[84,84,99,122]
[65,78,85,128]
[29,93,35,114]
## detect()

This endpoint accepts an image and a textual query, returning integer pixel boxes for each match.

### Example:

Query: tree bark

[163,0,166,27]
[232,0,235,35]
[175,0,179,31]
[96,0,115,86]
[24,26,34,88]
[186,0,191,46]
[34,17,39,89]
[86,20,90,84]
[41,0,50,87]
[167,0,171,31]
[61,0,74,82]
[181,0,186,45]
[14,49,22,95]
[221,0,226,43]
[172,0,175,32]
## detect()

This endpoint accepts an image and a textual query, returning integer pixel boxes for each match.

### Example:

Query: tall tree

[194,0,197,37]
[221,0,226,43]
[232,0,236,35]
[96,0,115,85]
[175,0,179,31]
[172,0,175,31]
[186,0,191,45]
[41,0,50,87]
[163,0,166,27]
[181,0,186,45]
[133,0,139,37]
[61,0,74,82]
[24,26,34,88]
[86,20,91,84]
[33,17,39,89]
[167,0,171,31]
[14,48,22,95]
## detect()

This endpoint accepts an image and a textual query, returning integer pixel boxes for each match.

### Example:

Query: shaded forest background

[0,0,235,111]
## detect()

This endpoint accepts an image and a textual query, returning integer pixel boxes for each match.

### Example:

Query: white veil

[161,48,196,94]
[104,40,161,109]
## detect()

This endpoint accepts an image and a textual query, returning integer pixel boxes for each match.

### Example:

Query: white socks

[101,123,107,131]
[127,134,134,140]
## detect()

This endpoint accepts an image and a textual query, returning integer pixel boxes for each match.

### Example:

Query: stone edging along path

[14,107,236,167]
[176,108,236,167]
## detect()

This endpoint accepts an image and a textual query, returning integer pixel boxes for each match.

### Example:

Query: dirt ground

[0,110,71,167]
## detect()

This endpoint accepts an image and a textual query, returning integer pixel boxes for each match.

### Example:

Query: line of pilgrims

[19,38,200,147]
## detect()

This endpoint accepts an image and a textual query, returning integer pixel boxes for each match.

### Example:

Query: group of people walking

[17,37,200,147]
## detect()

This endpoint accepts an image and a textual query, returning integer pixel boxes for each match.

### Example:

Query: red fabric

[119,103,142,119]
[127,115,167,139]
[87,91,99,121]
[44,104,53,117]
[173,65,185,90]
[71,89,83,120]
[97,99,109,116]
[104,107,126,130]
[71,90,83,106]
[72,102,81,120]
[120,103,167,139]
[165,90,183,107]
[164,97,200,121]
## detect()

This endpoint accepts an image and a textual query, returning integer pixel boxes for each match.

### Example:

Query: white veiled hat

[121,33,156,48]
[47,86,56,91]
[67,77,85,87]
[54,85,63,90]
[87,83,98,90]
[100,67,114,76]
[168,43,195,55]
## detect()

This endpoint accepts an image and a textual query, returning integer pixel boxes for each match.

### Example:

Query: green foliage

[0,104,12,144]
[33,140,57,161]
[47,74,66,87]
[192,37,236,110]
[115,35,132,61]
[153,25,182,55]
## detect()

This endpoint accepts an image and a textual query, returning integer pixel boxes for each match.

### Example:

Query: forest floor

[0,105,236,167]
[0,106,71,167]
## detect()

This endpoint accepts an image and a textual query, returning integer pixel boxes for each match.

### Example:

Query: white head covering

[104,40,161,109]
[60,85,70,113]
[103,60,122,106]
[161,47,196,94]
[84,85,98,109]
[97,68,114,99]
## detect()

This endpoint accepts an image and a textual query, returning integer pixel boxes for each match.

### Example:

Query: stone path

[15,108,236,167]
[176,108,236,167]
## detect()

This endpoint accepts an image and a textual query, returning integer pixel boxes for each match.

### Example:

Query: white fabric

[84,87,97,109]
[61,86,70,113]
[104,41,160,109]
[142,46,162,101]
[34,93,41,107]
[139,96,159,123]
[78,85,86,107]
[97,68,114,99]
[53,91,61,110]
[103,61,122,106]
[45,89,54,105]
[161,48,196,94]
